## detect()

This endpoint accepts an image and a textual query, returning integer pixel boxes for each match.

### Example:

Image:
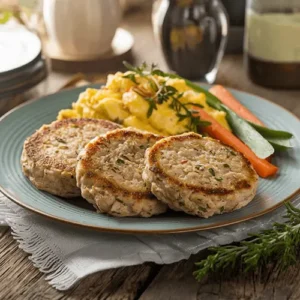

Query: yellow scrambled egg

[57,72,230,135]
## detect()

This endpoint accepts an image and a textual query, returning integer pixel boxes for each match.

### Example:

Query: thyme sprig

[123,62,210,132]
[194,202,300,281]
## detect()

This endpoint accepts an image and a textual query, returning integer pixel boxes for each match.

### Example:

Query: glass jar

[245,0,300,89]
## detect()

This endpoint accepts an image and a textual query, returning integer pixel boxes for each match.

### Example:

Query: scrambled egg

[57,72,230,135]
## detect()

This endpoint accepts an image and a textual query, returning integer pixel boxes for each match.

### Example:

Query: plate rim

[1,185,299,234]
[0,30,42,75]
[0,85,299,234]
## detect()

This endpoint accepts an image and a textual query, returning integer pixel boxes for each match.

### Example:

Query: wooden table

[1,9,300,300]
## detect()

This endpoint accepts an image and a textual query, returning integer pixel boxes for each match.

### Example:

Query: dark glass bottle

[152,0,229,83]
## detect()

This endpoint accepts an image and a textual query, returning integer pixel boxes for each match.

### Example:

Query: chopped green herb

[115,197,124,204]
[113,118,123,125]
[116,158,125,164]
[215,177,223,182]
[195,164,203,170]
[223,164,230,168]
[209,168,215,176]
[55,137,67,144]
[199,206,207,212]
[139,145,146,149]
[121,155,130,161]
[144,97,157,118]
[220,206,225,212]
[229,149,237,156]
[185,102,203,108]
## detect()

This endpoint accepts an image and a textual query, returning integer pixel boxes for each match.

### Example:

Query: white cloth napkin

[1,192,299,291]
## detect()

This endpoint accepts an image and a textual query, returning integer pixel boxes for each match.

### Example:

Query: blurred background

[0,0,300,116]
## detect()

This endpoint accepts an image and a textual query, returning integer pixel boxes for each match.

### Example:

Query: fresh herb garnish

[194,202,300,282]
[116,158,125,164]
[220,206,225,212]
[215,177,223,182]
[113,118,123,125]
[144,97,158,118]
[127,62,293,156]
[223,164,230,168]
[122,73,138,84]
[209,168,215,176]
[123,61,210,133]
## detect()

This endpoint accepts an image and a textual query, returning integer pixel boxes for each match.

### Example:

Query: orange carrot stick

[209,85,264,126]
[195,108,278,178]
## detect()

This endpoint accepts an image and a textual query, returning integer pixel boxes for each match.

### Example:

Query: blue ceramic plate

[0,85,299,233]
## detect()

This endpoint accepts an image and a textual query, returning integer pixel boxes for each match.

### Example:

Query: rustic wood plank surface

[1,8,300,300]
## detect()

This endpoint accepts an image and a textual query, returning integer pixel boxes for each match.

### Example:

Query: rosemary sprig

[194,202,300,281]
[123,62,210,132]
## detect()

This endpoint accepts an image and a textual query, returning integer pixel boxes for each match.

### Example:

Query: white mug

[43,0,122,59]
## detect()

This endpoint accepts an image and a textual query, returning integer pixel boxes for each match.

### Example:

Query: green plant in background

[0,0,41,28]
[194,202,300,281]
[0,4,26,26]
[0,11,13,24]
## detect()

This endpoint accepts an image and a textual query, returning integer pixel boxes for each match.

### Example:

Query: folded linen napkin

[1,192,299,291]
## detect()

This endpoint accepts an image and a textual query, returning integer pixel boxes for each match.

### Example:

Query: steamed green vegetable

[249,122,293,151]
[249,122,293,139]
[223,106,275,159]
[268,138,293,152]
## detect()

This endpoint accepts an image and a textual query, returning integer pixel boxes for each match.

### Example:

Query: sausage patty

[76,128,167,217]
[21,118,121,197]
[143,132,258,218]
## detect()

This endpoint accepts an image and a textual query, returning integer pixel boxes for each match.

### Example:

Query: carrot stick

[195,108,278,178]
[209,85,265,126]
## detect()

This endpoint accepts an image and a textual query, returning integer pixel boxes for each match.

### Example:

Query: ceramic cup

[43,0,122,59]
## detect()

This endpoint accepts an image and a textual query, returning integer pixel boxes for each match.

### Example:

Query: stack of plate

[0,26,47,100]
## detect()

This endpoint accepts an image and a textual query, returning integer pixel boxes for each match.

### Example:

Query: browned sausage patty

[76,128,167,217]
[21,118,121,197]
[143,132,258,218]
